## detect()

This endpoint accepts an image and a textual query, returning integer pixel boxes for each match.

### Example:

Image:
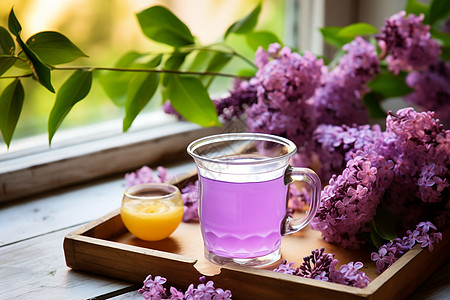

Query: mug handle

[281,166,321,236]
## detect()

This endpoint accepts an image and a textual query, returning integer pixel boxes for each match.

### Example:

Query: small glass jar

[121,183,183,241]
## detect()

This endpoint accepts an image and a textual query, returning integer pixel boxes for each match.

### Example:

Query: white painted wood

[0,121,228,203]
[0,226,131,300]
[0,162,195,246]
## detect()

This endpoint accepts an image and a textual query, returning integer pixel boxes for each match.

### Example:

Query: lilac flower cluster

[382,108,450,228]
[125,166,172,188]
[296,247,336,279]
[313,123,385,182]
[244,44,325,164]
[213,39,379,167]
[163,101,184,120]
[313,37,379,126]
[213,79,257,122]
[371,221,442,274]
[180,181,199,223]
[311,107,449,248]
[138,275,232,300]
[405,61,450,126]
[273,247,370,288]
[376,11,441,74]
[310,153,393,248]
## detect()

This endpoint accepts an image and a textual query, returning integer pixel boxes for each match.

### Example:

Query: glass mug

[187,133,321,267]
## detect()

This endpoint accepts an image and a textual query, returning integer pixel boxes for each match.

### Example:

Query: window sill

[0,113,245,203]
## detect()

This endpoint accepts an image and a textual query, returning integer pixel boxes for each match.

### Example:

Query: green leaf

[8,8,22,36]
[12,53,29,69]
[161,51,187,88]
[371,209,399,241]
[237,68,256,77]
[338,23,378,37]
[100,53,162,107]
[245,31,282,51]
[26,31,87,65]
[205,52,232,73]
[367,72,413,98]
[0,55,17,75]
[0,26,15,55]
[430,28,450,47]
[160,52,188,102]
[164,52,187,70]
[48,70,92,143]
[441,45,450,60]
[98,51,145,106]
[363,93,387,119]
[320,27,352,48]
[405,0,428,16]
[166,75,220,127]
[17,36,54,93]
[136,6,195,47]
[0,79,24,147]
[202,52,233,88]
[123,72,159,131]
[369,221,385,249]
[225,2,261,38]
[426,0,450,24]
[187,50,214,72]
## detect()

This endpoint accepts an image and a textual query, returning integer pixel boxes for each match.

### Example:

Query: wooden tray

[63,174,450,299]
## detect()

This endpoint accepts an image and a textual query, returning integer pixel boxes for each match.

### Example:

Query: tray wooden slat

[64,208,449,300]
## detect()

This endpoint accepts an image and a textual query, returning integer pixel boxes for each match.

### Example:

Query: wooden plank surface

[0,162,195,246]
[0,226,132,299]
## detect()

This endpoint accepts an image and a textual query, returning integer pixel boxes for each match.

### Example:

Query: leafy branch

[1,0,448,148]
[0,2,270,147]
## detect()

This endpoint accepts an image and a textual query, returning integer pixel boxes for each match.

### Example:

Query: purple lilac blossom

[376,11,441,74]
[371,221,442,274]
[310,153,393,248]
[314,37,379,126]
[245,43,325,165]
[313,123,385,182]
[296,247,336,280]
[138,275,232,300]
[381,108,450,229]
[311,107,449,247]
[405,61,450,126]
[125,166,172,188]
[330,261,370,288]
[163,101,184,120]
[180,180,199,223]
[213,79,258,122]
[273,247,370,288]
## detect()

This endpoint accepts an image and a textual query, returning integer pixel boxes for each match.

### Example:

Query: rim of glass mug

[124,183,180,200]
[187,132,298,164]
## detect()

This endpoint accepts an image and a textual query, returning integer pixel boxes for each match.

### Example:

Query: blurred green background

[0,0,285,144]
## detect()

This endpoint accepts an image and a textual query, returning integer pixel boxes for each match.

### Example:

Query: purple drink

[199,175,287,259]
[188,133,321,267]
